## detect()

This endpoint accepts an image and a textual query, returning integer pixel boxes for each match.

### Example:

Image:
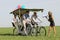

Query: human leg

[48,27,52,37]
[53,26,56,37]
[23,20,27,35]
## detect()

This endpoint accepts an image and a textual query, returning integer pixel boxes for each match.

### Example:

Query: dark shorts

[12,22,15,27]
[50,22,55,27]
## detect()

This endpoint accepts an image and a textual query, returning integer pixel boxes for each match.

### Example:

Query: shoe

[18,33,22,35]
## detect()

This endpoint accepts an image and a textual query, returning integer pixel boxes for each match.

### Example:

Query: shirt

[12,17,18,23]
[23,13,29,19]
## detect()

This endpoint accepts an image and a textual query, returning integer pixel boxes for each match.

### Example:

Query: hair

[48,11,52,16]
[34,12,37,15]
[14,15,16,18]
[26,10,29,13]
[33,12,37,18]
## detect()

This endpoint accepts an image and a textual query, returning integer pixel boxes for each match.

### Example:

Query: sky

[0,0,60,27]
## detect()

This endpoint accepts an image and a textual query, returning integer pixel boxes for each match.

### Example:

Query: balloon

[21,5,25,9]
[17,4,21,9]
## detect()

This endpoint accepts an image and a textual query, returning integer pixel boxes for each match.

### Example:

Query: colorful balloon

[17,4,21,9]
[21,5,25,9]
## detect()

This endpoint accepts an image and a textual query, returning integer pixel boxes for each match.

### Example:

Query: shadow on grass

[0,34,17,36]
[0,33,26,36]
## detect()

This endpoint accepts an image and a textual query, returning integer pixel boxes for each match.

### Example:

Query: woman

[47,11,56,37]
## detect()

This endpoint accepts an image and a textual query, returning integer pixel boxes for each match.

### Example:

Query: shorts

[12,22,15,27]
[50,22,55,27]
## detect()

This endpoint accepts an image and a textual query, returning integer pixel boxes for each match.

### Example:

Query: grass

[0,26,60,40]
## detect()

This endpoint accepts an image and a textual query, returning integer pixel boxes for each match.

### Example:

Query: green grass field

[0,26,60,40]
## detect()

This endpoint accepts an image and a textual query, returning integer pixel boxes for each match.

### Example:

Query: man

[12,15,18,34]
[31,12,42,25]
[23,11,32,35]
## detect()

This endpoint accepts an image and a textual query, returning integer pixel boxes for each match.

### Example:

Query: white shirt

[12,17,18,23]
